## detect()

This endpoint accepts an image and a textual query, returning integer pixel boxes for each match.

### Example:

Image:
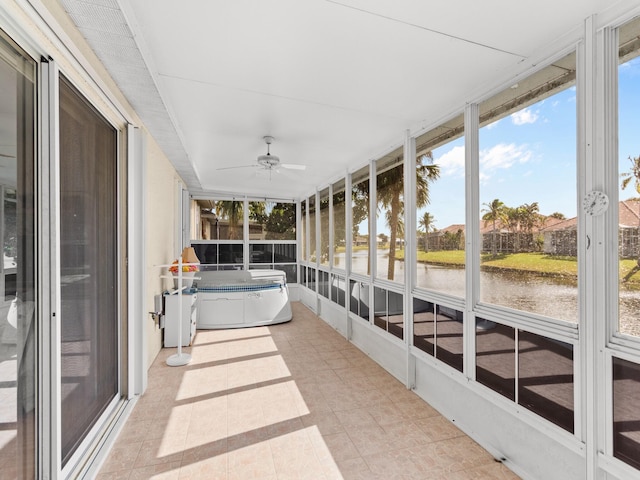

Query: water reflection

[335,252,640,329]
[480,269,578,323]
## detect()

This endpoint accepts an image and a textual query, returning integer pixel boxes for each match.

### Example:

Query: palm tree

[520,202,541,234]
[386,210,405,240]
[416,153,440,209]
[621,154,640,266]
[377,162,404,280]
[377,153,440,280]
[419,212,435,252]
[482,198,506,256]
[378,232,389,246]
[621,154,640,194]
[319,195,331,263]
[215,201,243,239]
[504,206,521,251]
[351,178,370,273]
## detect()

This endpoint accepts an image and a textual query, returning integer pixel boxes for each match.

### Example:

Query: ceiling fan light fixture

[215,135,305,174]
[257,153,280,169]
[257,136,281,169]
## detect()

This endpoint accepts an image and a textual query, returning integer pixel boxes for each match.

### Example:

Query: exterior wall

[40,0,186,370]
[412,355,586,480]
[0,1,189,476]
[620,227,640,259]
[37,0,132,128]
[544,230,578,256]
[145,137,183,367]
[2,0,186,388]
[307,285,586,480]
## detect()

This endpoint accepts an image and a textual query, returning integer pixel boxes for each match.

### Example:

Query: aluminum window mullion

[127,124,146,397]
[465,102,479,380]
[314,190,320,284]
[39,55,61,479]
[296,200,301,281]
[328,183,334,275]
[305,197,310,264]
[345,171,353,339]
[243,199,249,269]
[601,22,622,465]
[404,131,416,388]
[581,14,607,480]
[369,160,375,323]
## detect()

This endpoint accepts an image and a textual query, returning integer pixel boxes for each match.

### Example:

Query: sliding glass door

[58,75,119,466]
[0,29,36,479]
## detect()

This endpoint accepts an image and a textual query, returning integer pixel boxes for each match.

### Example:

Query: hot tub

[195,269,292,329]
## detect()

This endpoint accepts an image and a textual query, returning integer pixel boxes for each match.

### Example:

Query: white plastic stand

[157,257,200,367]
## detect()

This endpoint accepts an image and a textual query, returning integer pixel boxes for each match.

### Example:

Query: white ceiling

[61,0,615,200]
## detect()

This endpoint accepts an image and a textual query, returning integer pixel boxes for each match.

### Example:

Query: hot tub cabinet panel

[199,292,244,328]
[196,270,292,329]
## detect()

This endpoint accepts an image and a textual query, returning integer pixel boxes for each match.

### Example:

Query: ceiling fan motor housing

[257,154,280,169]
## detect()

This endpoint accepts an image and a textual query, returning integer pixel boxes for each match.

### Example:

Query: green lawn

[481,252,577,277]
[620,258,640,288]
[401,249,578,276]
[394,249,640,288]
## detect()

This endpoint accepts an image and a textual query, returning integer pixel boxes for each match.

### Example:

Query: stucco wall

[144,137,183,367]
[2,0,186,372]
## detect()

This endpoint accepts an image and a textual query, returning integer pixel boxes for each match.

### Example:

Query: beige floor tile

[227,441,275,479]
[99,302,519,480]
[408,437,496,476]
[100,442,142,474]
[95,470,132,480]
[395,396,440,419]
[134,437,185,469]
[128,461,182,480]
[178,455,227,480]
[334,408,379,429]
[366,401,411,426]
[344,424,389,457]
[383,420,433,448]
[415,415,466,442]
[442,461,521,480]
[301,410,346,435]
[271,435,328,479]
[321,431,362,461]
[115,419,161,445]
[225,425,270,453]
[363,447,426,478]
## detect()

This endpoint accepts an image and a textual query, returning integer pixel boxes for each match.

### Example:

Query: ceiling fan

[217,136,306,176]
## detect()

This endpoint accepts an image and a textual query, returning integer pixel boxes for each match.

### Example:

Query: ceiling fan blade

[281,163,306,170]
[0,153,15,158]
[276,168,298,180]
[216,164,260,171]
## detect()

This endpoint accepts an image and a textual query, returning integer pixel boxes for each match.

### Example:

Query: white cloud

[434,145,465,177]
[480,142,532,173]
[511,107,538,125]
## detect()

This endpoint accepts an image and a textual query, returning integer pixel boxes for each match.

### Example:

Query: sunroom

[1,0,640,479]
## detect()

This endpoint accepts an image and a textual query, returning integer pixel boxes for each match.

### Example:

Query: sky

[420,86,578,231]
[406,55,640,233]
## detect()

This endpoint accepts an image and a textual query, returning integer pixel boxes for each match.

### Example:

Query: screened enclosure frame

[296,13,640,478]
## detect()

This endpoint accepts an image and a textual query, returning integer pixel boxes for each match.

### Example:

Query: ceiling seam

[325,0,527,58]
[157,72,407,121]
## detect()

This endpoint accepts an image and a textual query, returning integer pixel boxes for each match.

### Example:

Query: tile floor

[97,302,520,479]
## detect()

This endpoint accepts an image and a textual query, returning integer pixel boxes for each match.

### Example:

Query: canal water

[334,251,640,335]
